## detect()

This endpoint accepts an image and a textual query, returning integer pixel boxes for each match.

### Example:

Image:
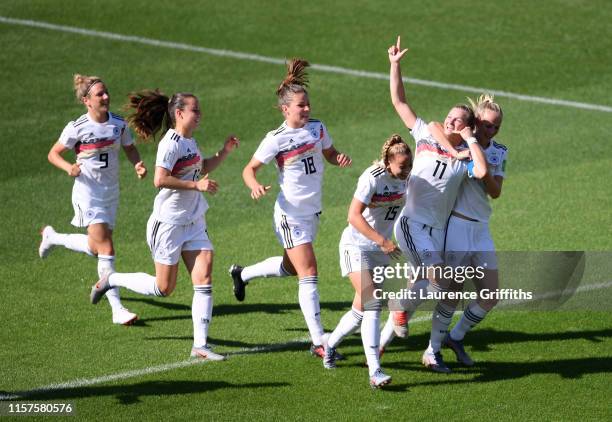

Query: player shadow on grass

[120,300,352,325]
[2,380,290,405]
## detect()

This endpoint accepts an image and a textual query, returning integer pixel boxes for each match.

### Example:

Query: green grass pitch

[0,0,611,420]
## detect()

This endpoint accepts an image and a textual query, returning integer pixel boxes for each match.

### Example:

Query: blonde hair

[277,58,309,108]
[376,134,412,168]
[73,74,104,100]
[124,89,196,141]
[468,93,503,120]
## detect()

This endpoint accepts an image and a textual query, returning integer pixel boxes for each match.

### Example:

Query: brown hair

[124,89,196,141]
[73,74,104,101]
[277,58,310,108]
[468,93,503,120]
[377,134,412,168]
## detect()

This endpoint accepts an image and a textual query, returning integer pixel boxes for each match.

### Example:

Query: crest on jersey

[113,128,119,136]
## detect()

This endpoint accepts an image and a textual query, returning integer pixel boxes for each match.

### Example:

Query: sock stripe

[351,310,364,321]
[194,285,212,294]
[153,283,165,297]
[464,307,484,324]
[435,304,454,319]
[298,276,318,285]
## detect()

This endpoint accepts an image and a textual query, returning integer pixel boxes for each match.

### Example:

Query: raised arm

[388,36,417,130]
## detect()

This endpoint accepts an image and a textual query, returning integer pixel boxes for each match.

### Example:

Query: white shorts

[273,208,320,249]
[394,216,444,268]
[339,244,390,277]
[147,215,213,266]
[71,198,118,229]
[444,215,497,269]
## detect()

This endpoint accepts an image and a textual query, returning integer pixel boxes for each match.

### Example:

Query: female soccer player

[229,59,351,357]
[380,37,488,373]
[89,90,238,360]
[324,134,411,388]
[430,94,507,366]
[40,74,147,325]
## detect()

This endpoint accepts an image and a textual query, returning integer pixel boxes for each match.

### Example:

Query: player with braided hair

[229,58,352,359]
[324,134,411,388]
[89,89,239,361]
[40,74,147,325]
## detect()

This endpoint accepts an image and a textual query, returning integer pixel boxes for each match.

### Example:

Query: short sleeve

[320,122,333,149]
[156,138,179,171]
[494,149,508,178]
[409,117,429,143]
[120,122,134,146]
[58,122,78,149]
[353,170,377,205]
[253,134,279,165]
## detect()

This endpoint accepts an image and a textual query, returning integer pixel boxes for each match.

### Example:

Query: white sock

[328,307,363,348]
[429,302,456,353]
[98,255,123,311]
[380,313,396,348]
[52,232,94,256]
[298,276,324,346]
[241,256,290,283]
[362,309,382,376]
[192,285,213,348]
[450,301,488,341]
[109,272,164,296]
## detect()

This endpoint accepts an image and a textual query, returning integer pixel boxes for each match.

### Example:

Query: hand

[455,149,471,160]
[458,126,475,141]
[336,153,352,167]
[134,161,147,179]
[251,184,271,200]
[223,135,240,153]
[388,35,409,64]
[196,174,218,194]
[380,238,402,259]
[68,162,82,177]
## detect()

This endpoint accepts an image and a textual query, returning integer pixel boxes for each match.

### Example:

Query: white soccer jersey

[59,112,133,205]
[152,129,208,225]
[453,140,508,222]
[400,117,468,229]
[341,164,407,250]
[254,119,333,217]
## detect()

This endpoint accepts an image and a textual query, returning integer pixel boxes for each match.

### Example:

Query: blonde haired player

[379,37,489,373]
[429,94,507,367]
[324,134,412,388]
[40,74,147,325]
[229,59,351,358]
[89,90,239,361]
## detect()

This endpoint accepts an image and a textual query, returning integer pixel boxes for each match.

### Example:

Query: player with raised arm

[89,90,238,360]
[229,59,352,358]
[429,94,508,366]
[379,37,488,373]
[40,74,147,325]
[324,134,411,388]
